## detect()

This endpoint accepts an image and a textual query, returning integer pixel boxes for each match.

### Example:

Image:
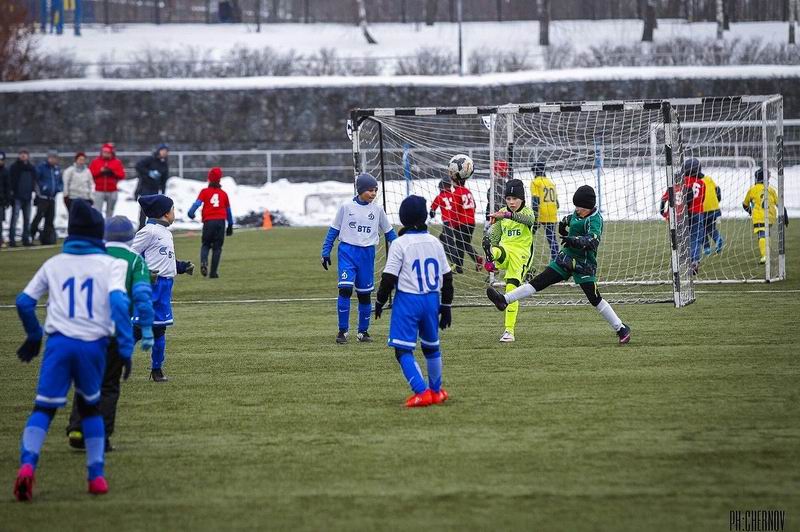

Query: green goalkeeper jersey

[489,205,536,252]
[562,208,603,268]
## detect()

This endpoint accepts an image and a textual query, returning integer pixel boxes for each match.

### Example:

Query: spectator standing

[90,143,125,218]
[63,152,95,209]
[31,150,63,244]
[135,144,170,228]
[0,151,10,248]
[8,150,38,247]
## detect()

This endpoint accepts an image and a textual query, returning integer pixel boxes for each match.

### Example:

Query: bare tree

[425,0,437,26]
[642,0,656,42]
[538,0,550,46]
[0,2,37,81]
[355,0,377,44]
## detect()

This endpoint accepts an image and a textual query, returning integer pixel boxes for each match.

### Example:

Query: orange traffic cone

[262,210,273,230]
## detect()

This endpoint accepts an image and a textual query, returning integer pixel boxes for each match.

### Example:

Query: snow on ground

[4,166,798,241]
[33,20,797,67]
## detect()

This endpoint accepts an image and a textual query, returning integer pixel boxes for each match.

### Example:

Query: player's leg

[451,224,467,272]
[712,211,724,252]
[703,212,713,255]
[487,265,566,310]
[74,336,111,494]
[15,335,74,501]
[97,338,123,449]
[754,224,767,263]
[418,292,445,401]
[545,224,559,261]
[200,222,212,277]
[149,327,168,381]
[336,245,357,342]
[580,282,630,344]
[209,220,225,278]
[689,214,703,271]
[150,276,174,380]
[353,246,375,340]
[389,292,432,407]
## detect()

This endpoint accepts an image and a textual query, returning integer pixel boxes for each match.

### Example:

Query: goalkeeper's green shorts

[548,260,597,285]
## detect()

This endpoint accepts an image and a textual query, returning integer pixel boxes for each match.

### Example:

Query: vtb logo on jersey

[507,229,522,237]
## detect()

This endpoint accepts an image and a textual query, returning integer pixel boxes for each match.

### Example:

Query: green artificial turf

[0,227,797,531]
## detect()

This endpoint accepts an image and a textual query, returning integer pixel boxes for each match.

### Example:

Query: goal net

[349,95,784,307]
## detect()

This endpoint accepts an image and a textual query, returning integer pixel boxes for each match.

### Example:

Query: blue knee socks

[357,302,371,333]
[81,415,105,480]
[423,349,442,392]
[337,295,350,331]
[151,335,166,369]
[20,410,52,468]
[395,349,426,394]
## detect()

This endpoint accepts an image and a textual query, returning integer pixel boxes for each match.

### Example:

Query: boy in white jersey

[374,195,454,408]
[321,173,397,344]
[13,200,134,501]
[133,194,195,382]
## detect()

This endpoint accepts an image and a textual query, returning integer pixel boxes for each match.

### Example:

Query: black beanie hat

[504,179,525,200]
[754,168,764,183]
[68,199,105,240]
[399,195,428,228]
[138,194,174,219]
[573,185,596,209]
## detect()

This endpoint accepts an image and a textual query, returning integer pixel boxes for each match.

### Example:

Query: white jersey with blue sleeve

[331,198,393,248]
[23,253,128,342]
[383,232,451,295]
[132,221,177,278]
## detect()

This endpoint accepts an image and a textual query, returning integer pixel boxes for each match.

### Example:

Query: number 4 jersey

[22,253,128,341]
[383,231,451,295]
[196,186,231,222]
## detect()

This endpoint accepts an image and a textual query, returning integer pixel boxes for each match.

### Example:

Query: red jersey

[450,185,476,226]
[431,190,458,224]
[196,186,231,222]
[684,175,706,215]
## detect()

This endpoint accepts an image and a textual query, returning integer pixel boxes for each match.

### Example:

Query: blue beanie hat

[68,199,105,240]
[138,194,174,219]
[399,195,427,228]
[356,173,379,195]
[683,158,702,177]
[105,216,136,243]
[156,143,169,152]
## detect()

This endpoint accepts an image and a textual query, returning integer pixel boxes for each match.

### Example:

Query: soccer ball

[448,154,474,181]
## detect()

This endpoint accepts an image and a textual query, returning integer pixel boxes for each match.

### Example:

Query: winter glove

[555,251,575,273]
[429,209,436,219]
[226,225,233,236]
[187,211,195,220]
[321,256,331,270]
[438,305,452,330]
[176,261,195,275]
[483,261,497,273]
[149,270,159,284]
[482,234,493,259]
[121,356,132,381]
[558,215,571,237]
[17,338,42,363]
[374,300,386,319]
[184,262,195,275]
[573,261,597,277]
[140,326,154,351]
[148,170,161,179]
[561,235,579,248]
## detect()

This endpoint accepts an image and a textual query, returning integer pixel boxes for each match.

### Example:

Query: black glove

[184,262,195,275]
[555,251,575,273]
[482,234,493,259]
[558,215,571,237]
[429,209,435,219]
[17,338,42,363]
[374,300,386,319]
[121,357,132,381]
[321,256,331,270]
[439,305,452,330]
[226,225,233,236]
[574,261,597,276]
[560,235,579,248]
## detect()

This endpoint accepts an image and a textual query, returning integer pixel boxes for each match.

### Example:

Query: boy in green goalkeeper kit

[486,185,632,344]
[483,179,535,343]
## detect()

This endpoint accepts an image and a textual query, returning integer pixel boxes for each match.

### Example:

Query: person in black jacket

[8,150,38,247]
[30,150,63,244]
[134,144,170,228]
[0,151,10,248]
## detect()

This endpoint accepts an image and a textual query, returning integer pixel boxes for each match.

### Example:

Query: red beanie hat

[208,167,223,183]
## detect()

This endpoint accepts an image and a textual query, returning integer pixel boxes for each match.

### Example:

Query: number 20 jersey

[331,198,393,248]
[383,231,452,295]
[23,253,128,341]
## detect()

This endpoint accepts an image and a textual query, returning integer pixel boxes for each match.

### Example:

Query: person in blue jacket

[31,150,63,244]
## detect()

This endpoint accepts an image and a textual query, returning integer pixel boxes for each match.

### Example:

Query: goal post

[350,99,694,307]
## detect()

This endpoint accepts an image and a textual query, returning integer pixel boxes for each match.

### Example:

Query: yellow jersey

[530,175,559,223]
[743,183,778,225]
[701,175,720,212]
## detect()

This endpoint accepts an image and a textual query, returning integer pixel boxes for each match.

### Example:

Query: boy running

[187,167,234,278]
[483,179,536,342]
[486,185,631,344]
[374,195,454,408]
[321,173,397,344]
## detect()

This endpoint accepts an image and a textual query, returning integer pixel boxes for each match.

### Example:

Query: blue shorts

[152,276,174,326]
[35,333,108,408]
[337,243,375,293]
[388,291,440,350]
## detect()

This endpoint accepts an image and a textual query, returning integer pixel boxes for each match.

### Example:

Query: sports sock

[396,349,426,394]
[504,283,536,304]
[758,237,766,258]
[423,350,442,392]
[151,335,166,369]
[20,410,52,468]
[337,294,350,331]
[81,415,105,480]
[596,299,623,331]
[357,302,371,333]
[504,283,519,334]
